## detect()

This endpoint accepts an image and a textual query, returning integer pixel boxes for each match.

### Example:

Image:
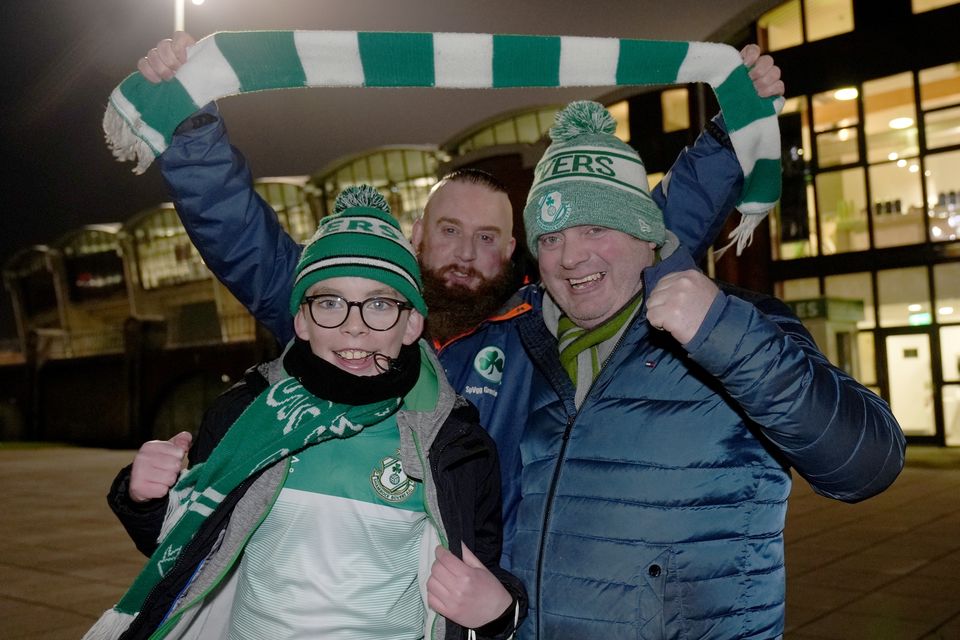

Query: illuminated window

[857,331,878,386]
[925,151,960,242]
[877,267,931,327]
[934,262,960,323]
[451,106,560,156]
[912,0,959,13]
[660,89,689,134]
[318,148,440,236]
[607,101,631,142]
[758,0,803,51]
[825,272,875,328]
[920,62,960,149]
[129,205,208,290]
[804,0,854,42]
[868,161,925,248]
[254,178,318,243]
[772,97,817,259]
[816,168,868,253]
[812,87,860,167]
[943,383,960,445]
[864,73,918,164]
[776,277,820,300]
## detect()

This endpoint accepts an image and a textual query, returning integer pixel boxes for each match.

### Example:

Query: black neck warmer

[282,338,421,406]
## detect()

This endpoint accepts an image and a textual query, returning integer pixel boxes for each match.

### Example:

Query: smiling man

[512,101,906,639]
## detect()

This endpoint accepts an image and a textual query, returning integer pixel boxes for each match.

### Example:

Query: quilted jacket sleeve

[653,114,743,263]
[685,286,906,503]
[158,102,300,345]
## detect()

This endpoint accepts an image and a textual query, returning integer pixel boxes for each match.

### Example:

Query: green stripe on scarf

[493,34,561,87]
[103,30,781,252]
[215,31,307,91]
[558,295,643,386]
[358,32,435,87]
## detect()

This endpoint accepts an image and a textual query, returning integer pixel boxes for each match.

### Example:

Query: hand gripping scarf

[83,372,404,639]
[103,31,781,254]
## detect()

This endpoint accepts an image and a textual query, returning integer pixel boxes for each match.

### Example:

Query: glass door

[885,332,936,436]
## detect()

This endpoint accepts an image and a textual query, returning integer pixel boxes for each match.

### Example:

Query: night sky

[0,0,763,337]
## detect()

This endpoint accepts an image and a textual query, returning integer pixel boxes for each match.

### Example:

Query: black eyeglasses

[301,295,413,331]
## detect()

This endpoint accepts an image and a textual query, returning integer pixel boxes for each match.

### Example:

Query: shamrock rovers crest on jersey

[371,450,416,503]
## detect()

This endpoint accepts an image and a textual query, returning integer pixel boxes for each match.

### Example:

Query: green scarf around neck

[103,30,781,254]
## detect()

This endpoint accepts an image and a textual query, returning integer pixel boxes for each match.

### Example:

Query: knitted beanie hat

[289,185,426,317]
[523,100,665,255]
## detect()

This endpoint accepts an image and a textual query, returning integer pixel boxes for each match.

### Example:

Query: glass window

[920,62,960,110]
[660,89,689,134]
[941,327,960,381]
[816,127,860,167]
[858,331,877,385]
[912,0,959,13]
[805,0,854,42]
[646,172,664,191]
[772,98,817,260]
[817,168,868,253]
[777,277,820,301]
[812,87,859,133]
[925,107,960,150]
[868,161,925,248]
[758,0,803,51]
[924,150,960,242]
[864,73,919,164]
[943,384,960,446]
[825,272,875,328]
[603,101,630,143]
[935,263,960,323]
[877,267,931,327]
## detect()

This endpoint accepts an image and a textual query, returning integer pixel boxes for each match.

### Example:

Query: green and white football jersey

[229,414,428,639]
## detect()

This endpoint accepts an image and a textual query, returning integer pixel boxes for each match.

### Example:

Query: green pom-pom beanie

[289,185,427,317]
[523,100,665,255]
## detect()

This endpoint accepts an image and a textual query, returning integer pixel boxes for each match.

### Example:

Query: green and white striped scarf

[558,294,644,392]
[83,374,402,640]
[103,30,781,250]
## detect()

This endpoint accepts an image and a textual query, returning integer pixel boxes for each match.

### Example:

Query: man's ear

[410,217,424,253]
[402,309,425,345]
[505,234,517,259]
[293,309,311,341]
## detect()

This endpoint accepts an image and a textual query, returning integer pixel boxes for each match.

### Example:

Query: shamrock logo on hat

[537,191,571,229]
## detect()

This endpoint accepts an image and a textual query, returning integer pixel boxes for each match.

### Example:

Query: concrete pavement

[1,444,959,639]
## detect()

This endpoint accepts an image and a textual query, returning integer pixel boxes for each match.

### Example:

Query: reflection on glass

[934,263,960,323]
[868,161,925,248]
[877,267,931,327]
[924,150,960,242]
[758,0,803,51]
[805,0,854,41]
[825,272,875,328]
[864,73,919,164]
[816,168,868,253]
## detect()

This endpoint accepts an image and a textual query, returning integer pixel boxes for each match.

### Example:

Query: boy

[90,185,525,640]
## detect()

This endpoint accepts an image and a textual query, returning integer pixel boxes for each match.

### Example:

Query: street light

[174,0,204,32]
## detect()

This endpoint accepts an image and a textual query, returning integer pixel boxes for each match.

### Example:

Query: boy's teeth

[337,350,372,360]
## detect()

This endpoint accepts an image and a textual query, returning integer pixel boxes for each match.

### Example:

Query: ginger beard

[421,260,516,343]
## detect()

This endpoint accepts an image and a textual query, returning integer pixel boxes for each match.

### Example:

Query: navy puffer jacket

[512,246,904,640]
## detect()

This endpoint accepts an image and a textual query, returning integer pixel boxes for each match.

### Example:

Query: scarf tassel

[81,608,136,640]
[103,103,156,176]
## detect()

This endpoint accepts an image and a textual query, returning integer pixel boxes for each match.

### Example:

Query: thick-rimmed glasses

[301,295,413,331]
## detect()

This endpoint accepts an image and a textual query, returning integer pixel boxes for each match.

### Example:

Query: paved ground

[1,444,958,639]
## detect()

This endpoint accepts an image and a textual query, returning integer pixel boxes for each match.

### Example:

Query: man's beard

[422,261,517,344]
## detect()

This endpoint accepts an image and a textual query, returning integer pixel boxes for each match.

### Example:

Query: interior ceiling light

[837,128,850,141]
[888,152,899,161]
[889,117,915,129]
[897,159,908,168]
[834,87,858,101]
[940,306,955,315]
[908,304,923,312]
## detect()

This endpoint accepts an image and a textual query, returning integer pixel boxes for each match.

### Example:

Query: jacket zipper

[148,458,292,639]
[532,322,636,636]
